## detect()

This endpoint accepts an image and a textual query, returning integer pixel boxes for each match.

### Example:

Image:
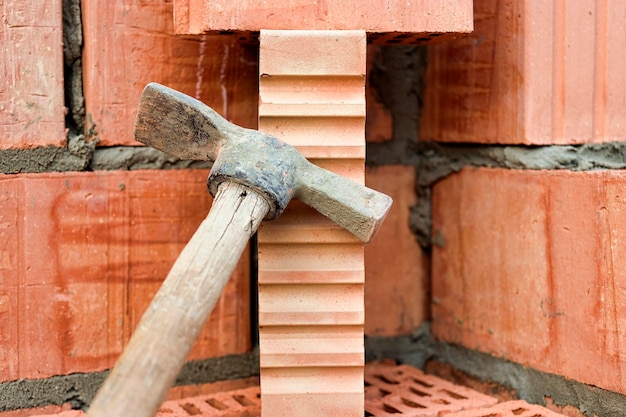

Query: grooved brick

[174,0,473,43]
[421,0,626,145]
[443,400,566,417]
[0,0,66,149]
[257,30,366,417]
[365,165,429,336]
[81,1,258,146]
[365,363,497,417]
[432,167,626,395]
[0,170,250,382]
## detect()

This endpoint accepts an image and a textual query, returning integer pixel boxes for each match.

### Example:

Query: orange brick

[421,0,626,145]
[81,1,258,146]
[174,0,473,41]
[365,363,497,416]
[432,167,626,395]
[257,30,366,417]
[0,404,73,417]
[0,170,250,382]
[443,400,567,417]
[0,0,66,149]
[365,165,429,336]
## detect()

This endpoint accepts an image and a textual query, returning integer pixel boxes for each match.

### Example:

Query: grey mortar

[62,0,85,134]
[366,324,626,417]
[0,349,259,412]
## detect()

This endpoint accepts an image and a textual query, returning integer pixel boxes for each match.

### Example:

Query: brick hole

[400,397,426,409]
[432,398,450,405]
[481,414,499,417]
[411,377,434,388]
[233,394,255,406]
[365,380,372,387]
[382,403,402,414]
[365,411,374,417]
[440,389,468,400]
[512,408,527,415]
[206,398,229,410]
[379,388,392,397]
[159,408,173,414]
[530,415,543,417]
[374,374,400,385]
[181,403,202,415]
[408,386,430,397]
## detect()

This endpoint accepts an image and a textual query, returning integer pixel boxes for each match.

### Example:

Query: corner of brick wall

[421,0,626,400]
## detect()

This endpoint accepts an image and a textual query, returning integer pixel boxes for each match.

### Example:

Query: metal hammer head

[134,83,392,242]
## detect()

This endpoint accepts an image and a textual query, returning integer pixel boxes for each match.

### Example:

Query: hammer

[86,83,392,417]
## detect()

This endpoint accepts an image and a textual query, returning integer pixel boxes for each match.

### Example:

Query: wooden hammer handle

[86,182,269,417]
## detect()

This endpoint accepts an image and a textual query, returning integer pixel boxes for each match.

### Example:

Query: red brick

[420,0,626,145]
[0,0,66,149]
[365,363,497,417]
[443,400,566,417]
[0,405,74,417]
[81,1,258,146]
[432,167,626,395]
[0,170,250,382]
[365,165,429,336]
[174,0,473,41]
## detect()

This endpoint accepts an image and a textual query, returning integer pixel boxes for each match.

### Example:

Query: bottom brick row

[24,363,567,417]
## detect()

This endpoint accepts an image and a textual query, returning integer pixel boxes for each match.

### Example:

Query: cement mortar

[62,0,85,133]
[0,134,96,174]
[365,324,626,417]
[0,350,259,412]
[89,146,212,171]
[405,141,626,250]
[367,45,427,166]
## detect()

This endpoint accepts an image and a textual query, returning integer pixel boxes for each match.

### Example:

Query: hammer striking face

[134,83,392,242]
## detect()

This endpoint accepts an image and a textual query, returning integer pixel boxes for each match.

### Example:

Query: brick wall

[0,0,257,404]
[1,0,431,413]
[422,0,626,401]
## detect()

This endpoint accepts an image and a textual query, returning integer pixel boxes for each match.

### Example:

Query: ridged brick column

[257,30,366,417]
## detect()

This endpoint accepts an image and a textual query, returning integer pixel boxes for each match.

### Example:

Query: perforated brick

[156,386,260,417]
[443,400,567,417]
[364,363,497,417]
[28,387,260,417]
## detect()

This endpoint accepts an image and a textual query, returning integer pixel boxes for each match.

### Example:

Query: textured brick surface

[82,0,258,146]
[432,167,626,395]
[365,363,497,417]
[0,0,66,149]
[257,30,366,417]
[174,0,473,43]
[421,0,626,145]
[0,170,250,382]
[365,165,429,336]
[443,400,566,417]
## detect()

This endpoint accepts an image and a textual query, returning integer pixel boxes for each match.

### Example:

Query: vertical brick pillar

[258,30,366,417]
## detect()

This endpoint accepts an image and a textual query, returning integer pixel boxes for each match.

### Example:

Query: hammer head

[134,83,392,242]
